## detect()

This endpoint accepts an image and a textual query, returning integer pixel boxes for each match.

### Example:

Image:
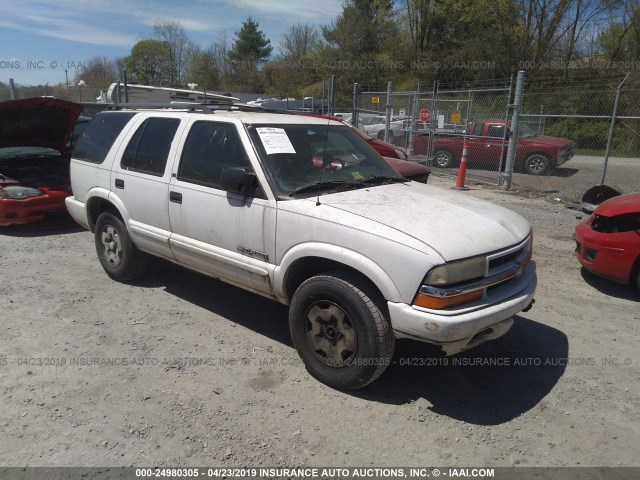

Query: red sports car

[575,192,640,288]
[0,97,84,226]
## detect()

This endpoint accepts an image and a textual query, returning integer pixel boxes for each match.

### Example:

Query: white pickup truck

[66,104,536,389]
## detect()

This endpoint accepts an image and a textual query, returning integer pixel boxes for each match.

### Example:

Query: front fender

[273,242,404,304]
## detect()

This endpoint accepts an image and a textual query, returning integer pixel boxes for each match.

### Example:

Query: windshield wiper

[288,180,361,197]
[288,176,405,197]
[359,175,406,185]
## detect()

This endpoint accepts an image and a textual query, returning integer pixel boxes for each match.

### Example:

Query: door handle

[169,191,182,204]
[115,178,124,189]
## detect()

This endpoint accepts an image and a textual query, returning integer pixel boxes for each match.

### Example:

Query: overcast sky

[0,0,344,86]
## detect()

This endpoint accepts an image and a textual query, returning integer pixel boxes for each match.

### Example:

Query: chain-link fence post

[327,75,335,115]
[497,74,514,186]
[352,83,360,127]
[408,83,421,153]
[503,70,525,190]
[383,81,393,143]
[9,79,17,99]
[600,73,630,186]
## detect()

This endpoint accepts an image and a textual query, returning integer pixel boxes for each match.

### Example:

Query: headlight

[424,255,486,285]
[414,256,486,309]
[0,186,44,199]
[394,148,408,160]
[415,235,533,310]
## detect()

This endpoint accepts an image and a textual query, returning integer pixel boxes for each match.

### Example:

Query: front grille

[487,236,532,277]
[418,234,533,304]
[489,249,521,270]
[474,235,533,293]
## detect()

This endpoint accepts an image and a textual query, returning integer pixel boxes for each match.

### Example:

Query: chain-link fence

[518,85,640,199]
[424,88,512,184]
[354,83,512,185]
[354,75,640,199]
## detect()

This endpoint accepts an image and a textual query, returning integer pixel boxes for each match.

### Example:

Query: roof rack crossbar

[105,102,280,114]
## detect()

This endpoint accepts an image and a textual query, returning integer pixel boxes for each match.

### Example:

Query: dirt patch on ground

[1,175,638,469]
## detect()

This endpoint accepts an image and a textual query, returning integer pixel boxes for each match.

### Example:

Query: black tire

[433,150,455,168]
[524,153,550,175]
[289,272,395,389]
[94,212,148,282]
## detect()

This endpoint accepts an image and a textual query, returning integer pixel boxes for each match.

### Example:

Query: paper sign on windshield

[256,127,296,155]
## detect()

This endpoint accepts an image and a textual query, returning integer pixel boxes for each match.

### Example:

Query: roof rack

[105,102,280,114]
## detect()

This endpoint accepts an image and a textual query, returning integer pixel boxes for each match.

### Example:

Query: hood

[0,98,85,154]
[384,157,430,179]
[524,135,572,148]
[296,183,531,261]
[368,138,407,159]
[595,192,640,217]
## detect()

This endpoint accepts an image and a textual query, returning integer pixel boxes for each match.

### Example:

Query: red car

[413,120,574,175]
[300,114,430,182]
[575,192,640,288]
[0,98,84,226]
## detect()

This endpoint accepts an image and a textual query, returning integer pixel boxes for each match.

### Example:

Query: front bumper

[0,188,70,226]
[388,262,536,355]
[556,146,574,167]
[574,222,634,284]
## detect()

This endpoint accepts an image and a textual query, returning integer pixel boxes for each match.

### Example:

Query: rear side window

[73,112,136,164]
[121,117,180,176]
[486,125,506,138]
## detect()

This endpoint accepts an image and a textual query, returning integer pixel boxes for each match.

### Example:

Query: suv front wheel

[289,272,395,389]
[94,212,148,282]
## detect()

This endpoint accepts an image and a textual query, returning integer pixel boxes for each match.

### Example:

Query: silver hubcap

[305,302,356,367]
[435,153,450,167]
[528,156,546,173]
[101,225,122,267]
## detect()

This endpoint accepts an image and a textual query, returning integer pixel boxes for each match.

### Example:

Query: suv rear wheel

[289,272,395,389]
[94,212,148,282]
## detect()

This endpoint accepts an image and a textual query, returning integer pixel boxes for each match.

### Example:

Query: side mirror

[220,167,258,196]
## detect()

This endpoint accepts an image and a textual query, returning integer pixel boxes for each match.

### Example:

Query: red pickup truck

[413,120,574,175]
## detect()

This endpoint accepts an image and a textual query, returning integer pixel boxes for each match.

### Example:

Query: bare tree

[153,19,195,86]
[212,32,231,90]
[598,0,640,61]
[279,23,319,59]
[187,44,219,90]
[525,0,567,60]
[560,0,610,65]
[75,56,119,87]
[405,0,436,61]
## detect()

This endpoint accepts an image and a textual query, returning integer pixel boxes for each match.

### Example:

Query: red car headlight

[0,186,44,199]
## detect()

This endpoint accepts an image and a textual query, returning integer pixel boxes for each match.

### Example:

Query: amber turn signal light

[413,289,483,309]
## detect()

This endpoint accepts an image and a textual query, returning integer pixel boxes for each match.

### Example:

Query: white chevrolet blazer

[66,104,536,389]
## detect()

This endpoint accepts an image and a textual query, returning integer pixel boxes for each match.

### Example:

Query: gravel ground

[1,175,638,470]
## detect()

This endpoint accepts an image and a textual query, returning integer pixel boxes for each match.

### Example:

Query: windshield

[248,123,404,198]
[518,123,537,138]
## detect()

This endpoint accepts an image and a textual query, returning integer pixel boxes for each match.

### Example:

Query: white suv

[66,104,536,389]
